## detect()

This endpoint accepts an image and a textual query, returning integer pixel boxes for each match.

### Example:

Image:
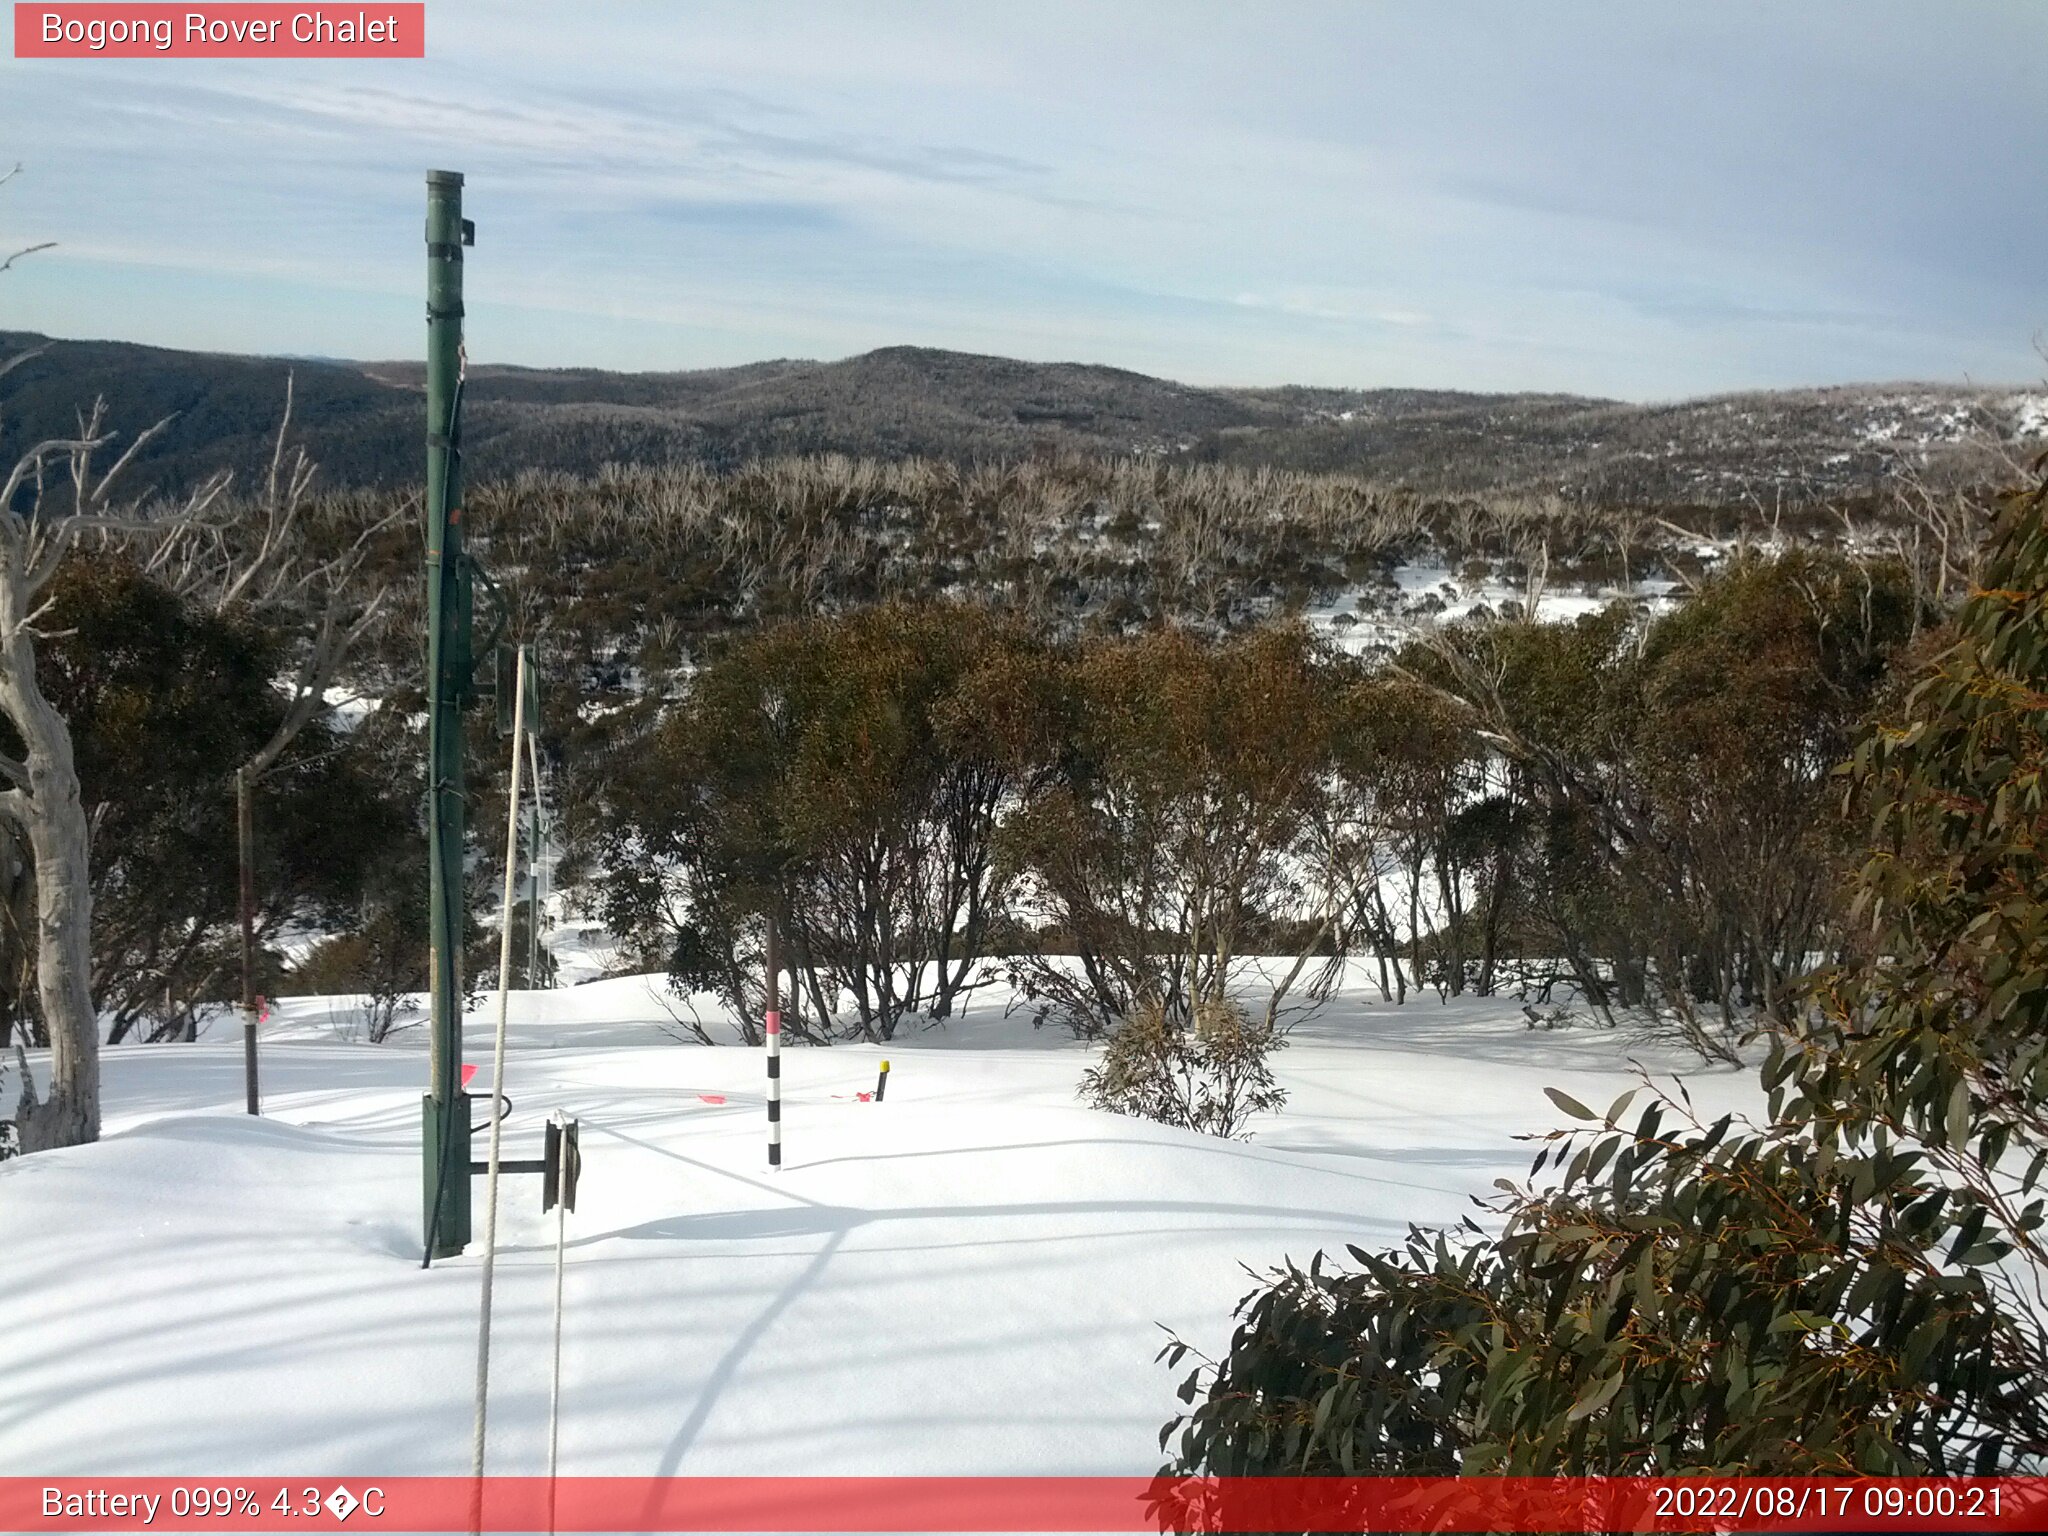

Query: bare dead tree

[1518,535,1552,620]
[145,380,404,1045]
[1870,450,2008,623]
[150,374,404,740]
[1613,506,1653,593]
[0,166,55,281]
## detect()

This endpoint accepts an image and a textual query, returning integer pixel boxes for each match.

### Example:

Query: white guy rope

[470,645,530,1523]
[546,1106,568,1536]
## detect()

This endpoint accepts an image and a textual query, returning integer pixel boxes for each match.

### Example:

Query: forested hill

[1,330,2038,505]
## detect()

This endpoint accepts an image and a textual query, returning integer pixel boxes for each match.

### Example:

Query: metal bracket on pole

[460,1114,578,1213]
[494,641,539,738]
[543,1116,581,1214]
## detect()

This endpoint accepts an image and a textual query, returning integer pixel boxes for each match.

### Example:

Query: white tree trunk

[2,629,99,1152]
[1,191,201,1152]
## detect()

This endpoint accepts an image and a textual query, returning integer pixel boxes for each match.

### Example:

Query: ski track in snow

[0,970,1761,1477]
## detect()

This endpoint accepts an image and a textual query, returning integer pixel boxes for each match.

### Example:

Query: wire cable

[468,647,530,1530]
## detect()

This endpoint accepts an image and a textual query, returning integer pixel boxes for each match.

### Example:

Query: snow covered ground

[0,971,1761,1479]
[1301,563,1685,655]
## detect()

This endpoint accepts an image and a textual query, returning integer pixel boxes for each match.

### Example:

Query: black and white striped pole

[764,914,782,1169]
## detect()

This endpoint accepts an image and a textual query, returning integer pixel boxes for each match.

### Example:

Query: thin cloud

[1,1,2041,397]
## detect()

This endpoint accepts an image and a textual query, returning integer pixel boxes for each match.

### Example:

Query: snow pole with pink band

[764,914,782,1169]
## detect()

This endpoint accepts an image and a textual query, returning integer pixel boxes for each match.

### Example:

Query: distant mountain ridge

[1,332,2038,505]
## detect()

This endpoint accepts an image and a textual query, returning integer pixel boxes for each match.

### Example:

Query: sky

[1,1,2044,399]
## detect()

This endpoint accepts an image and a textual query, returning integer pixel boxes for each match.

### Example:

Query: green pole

[423,169,474,1259]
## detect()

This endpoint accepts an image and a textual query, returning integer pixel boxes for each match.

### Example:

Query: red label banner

[13,5,425,58]
[3,1476,2046,1533]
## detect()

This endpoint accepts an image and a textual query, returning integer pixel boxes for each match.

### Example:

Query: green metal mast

[423,169,475,1259]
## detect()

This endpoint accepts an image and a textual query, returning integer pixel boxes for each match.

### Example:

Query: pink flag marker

[697,1094,727,1105]
[461,1062,478,1089]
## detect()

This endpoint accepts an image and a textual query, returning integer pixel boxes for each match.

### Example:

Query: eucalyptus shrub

[1081,998,1287,1140]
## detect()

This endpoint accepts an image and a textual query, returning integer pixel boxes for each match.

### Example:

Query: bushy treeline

[469,455,1651,669]
[582,543,1920,1057]
[0,444,1958,1060]
[1158,475,2048,1483]
[262,452,1985,783]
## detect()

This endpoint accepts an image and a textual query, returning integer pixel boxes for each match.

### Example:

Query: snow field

[0,973,1760,1478]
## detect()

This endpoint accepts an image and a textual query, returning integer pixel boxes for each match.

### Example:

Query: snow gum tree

[1002,623,1346,1039]
[1322,672,1498,1004]
[12,560,409,1044]
[1403,550,1915,1058]
[0,472,100,1150]
[1,176,228,1147]
[0,406,227,1149]
[592,601,1056,1041]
